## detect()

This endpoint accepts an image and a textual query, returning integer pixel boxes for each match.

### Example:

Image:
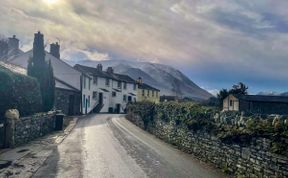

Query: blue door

[85,98,88,114]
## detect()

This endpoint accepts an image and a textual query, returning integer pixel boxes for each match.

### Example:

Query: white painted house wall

[8,50,94,115]
[111,80,123,112]
[81,72,138,113]
[81,75,92,114]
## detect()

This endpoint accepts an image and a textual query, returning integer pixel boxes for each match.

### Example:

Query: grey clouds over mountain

[1,0,288,93]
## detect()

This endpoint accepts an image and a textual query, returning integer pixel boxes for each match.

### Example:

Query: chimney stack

[33,31,45,63]
[8,35,19,55]
[107,67,114,74]
[50,42,60,59]
[97,64,103,71]
[137,77,143,84]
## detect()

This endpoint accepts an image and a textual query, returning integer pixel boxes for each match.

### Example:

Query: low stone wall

[127,113,288,178]
[6,112,56,147]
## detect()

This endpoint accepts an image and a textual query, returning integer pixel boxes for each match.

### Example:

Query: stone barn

[223,94,288,115]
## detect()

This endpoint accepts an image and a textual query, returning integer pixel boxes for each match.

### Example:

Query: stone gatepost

[5,109,19,148]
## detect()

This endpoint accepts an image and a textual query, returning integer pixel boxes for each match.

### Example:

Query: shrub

[127,101,217,132]
[0,67,42,117]
[127,102,155,130]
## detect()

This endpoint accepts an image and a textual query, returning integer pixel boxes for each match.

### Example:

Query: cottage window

[105,78,110,86]
[147,90,150,97]
[93,77,98,85]
[230,100,233,107]
[123,82,127,90]
[93,92,97,99]
[88,79,91,90]
[142,89,145,96]
[118,81,122,89]
[112,91,116,97]
[128,96,132,102]
[123,95,127,102]
[152,91,155,97]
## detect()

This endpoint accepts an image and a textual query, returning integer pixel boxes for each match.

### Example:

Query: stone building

[136,77,160,103]
[223,94,288,115]
[74,64,138,114]
[8,32,81,115]
[0,35,23,61]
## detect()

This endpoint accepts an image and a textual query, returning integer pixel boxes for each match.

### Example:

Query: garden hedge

[127,101,217,132]
[0,66,42,118]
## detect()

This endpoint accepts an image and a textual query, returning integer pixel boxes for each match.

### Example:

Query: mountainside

[257,91,288,96]
[67,59,212,100]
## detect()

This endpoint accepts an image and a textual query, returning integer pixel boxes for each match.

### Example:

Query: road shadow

[32,147,60,178]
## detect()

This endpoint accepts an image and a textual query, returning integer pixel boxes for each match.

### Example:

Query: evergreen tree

[216,82,248,108]
[27,32,55,111]
[47,60,55,110]
[229,82,248,95]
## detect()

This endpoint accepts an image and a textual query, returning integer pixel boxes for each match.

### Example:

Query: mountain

[257,91,280,96]
[66,59,212,100]
[257,91,288,96]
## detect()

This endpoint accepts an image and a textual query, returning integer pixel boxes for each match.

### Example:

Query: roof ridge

[74,64,135,83]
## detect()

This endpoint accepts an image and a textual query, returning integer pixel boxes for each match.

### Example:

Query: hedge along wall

[126,102,288,178]
[0,66,42,118]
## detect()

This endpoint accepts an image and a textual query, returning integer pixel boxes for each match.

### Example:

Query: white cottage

[74,64,138,114]
[7,32,84,115]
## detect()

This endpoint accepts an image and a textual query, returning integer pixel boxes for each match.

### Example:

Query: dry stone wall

[6,112,56,147]
[127,112,288,178]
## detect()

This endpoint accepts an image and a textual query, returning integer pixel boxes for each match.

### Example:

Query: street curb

[55,117,79,144]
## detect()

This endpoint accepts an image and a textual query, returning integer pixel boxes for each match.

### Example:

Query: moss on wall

[127,102,288,177]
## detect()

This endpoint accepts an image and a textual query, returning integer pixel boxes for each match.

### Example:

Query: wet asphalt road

[33,114,227,178]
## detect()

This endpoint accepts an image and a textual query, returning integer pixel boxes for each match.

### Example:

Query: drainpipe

[80,74,83,114]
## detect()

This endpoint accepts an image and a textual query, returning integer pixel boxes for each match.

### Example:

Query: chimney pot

[97,64,103,71]
[107,67,114,74]
[8,35,19,55]
[50,42,60,59]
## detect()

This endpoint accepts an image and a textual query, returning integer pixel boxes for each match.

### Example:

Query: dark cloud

[1,0,288,93]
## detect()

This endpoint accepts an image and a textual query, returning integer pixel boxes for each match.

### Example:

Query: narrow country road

[32,114,227,178]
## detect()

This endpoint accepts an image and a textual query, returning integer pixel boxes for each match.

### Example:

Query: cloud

[1,0,288,92]
[61,48,110,62]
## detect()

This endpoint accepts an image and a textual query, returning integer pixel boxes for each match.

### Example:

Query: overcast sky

[1,0,288,94]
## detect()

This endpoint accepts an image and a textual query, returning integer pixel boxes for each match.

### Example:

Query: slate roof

[0,61,79,92]
[55,78,80,92]
[113,73,135,83]
[0,61,27,75]
[235,94,288,103]
[8,50,82,91]
[74,64,136,83]
[138,83,160,91]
